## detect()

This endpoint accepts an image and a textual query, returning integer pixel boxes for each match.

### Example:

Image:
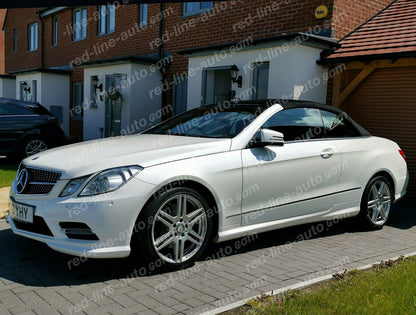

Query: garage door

[343,66,416,202]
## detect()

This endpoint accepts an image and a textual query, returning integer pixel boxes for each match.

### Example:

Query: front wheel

[21,137,48,157]
[359,176,393,229]
[133,187,214,269]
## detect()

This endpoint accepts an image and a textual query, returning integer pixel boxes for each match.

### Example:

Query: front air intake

[59,222,99,241]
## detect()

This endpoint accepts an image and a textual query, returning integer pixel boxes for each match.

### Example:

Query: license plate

[9,200,34,224]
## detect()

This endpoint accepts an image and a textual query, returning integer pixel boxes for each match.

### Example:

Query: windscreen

[145,104,267,139]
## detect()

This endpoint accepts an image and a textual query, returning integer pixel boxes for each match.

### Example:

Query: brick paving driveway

[0,201,415,315]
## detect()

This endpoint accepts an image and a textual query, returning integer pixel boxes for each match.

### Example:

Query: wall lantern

[92,76,103,92]
[230,64,243,88]
[22,81,31,93]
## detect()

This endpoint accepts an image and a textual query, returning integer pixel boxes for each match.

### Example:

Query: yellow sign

[315,5,328,19]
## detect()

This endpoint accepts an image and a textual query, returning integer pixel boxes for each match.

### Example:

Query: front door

[241,107,342,225]
[105,74,123,137]
[202,68,232,105]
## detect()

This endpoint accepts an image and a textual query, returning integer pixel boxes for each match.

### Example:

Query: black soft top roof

[235,99,371,137]
[237,99,341,112]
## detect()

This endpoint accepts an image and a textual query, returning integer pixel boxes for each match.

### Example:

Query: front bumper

[8,177,156,258]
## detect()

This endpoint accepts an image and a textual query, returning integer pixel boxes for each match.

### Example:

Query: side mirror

[250,129,285,148]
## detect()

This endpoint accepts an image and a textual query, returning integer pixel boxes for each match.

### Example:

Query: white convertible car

[8,100,408,268]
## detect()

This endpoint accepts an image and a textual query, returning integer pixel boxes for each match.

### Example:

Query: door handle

[320,148,334,159]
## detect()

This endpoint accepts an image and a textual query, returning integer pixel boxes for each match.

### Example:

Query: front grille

[13,216,54,237]
[17,165,61,195]
[29,168,61,183]
[24,184,55,194]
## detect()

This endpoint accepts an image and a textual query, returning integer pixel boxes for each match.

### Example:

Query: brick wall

[3,1,395,124]
[154,0,336,113]
[4,8,43,73]
[332,0,393,39]
[0,9,6,74]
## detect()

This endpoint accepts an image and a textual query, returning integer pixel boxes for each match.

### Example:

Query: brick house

[0,9,15,96]
[2,1,393,141]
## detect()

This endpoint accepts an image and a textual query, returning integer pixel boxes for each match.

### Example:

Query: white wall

[130,63,162,133]
[83,63,162,141]
[187,42,328,109]
[16,73,40,102]
[0,77,16,99]
[83,64,131,141]
[40,73,70,136]
[15,73,70,136]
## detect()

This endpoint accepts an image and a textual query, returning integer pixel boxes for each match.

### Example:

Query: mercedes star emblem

[16,169,29,194]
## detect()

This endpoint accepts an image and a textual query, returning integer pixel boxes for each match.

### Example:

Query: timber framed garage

[320,0,416,201]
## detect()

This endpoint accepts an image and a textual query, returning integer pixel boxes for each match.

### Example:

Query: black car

[0,98,66,159]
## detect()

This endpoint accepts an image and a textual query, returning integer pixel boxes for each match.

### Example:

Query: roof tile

[327,0,416,60]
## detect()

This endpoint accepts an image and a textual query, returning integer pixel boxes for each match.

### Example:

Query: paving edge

[202,251,416,315]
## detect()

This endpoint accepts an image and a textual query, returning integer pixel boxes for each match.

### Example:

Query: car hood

[22,134,232,179]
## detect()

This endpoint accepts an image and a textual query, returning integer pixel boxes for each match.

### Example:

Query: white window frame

[98,4,116,35]
[73,8,87,41]
[139,4,148,27]
[28,23,38,52]
[183,2,213,17]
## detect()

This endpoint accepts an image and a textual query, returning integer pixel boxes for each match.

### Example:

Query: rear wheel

[359,176,393,229]
[134,187,214,269]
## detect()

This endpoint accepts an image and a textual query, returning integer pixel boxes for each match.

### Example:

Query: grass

[230,256,416,315]
[0,164,17,188]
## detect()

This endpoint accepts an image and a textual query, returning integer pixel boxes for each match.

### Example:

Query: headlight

[79,166,143,197]
[60,177,89,197]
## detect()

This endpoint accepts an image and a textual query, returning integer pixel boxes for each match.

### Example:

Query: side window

[320,110,361,138]
[0,104,34,115]
[183,2,212,16]
[140,4,148,27]
[262,108,324,142]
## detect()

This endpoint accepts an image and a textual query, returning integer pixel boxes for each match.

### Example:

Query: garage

[321,0,416,201]
[342,65,416,201]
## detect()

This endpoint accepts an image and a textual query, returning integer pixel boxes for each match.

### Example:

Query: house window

[13,29,17,52]
[252,62,269,100]
[28,23,38,52]
[72,82,84,121]
[139,4,148,27]
[99,5,116,35]
[52,16,58,46]
[73,8,87,41]
[183,2,212,16]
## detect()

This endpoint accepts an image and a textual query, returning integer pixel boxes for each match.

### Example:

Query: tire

[359,175,393,229]
[133,187,214,270]
[21,136,48,158]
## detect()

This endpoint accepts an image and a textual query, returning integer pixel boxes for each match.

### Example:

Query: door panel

[0,116,41,153]
[241,140,342,225]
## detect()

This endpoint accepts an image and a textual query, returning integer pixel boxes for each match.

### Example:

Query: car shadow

[0,201,414,287]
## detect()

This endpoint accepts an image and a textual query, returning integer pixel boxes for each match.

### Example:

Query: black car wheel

[133,187,214,270]
[22,137,48,157]
[359,175,393,229]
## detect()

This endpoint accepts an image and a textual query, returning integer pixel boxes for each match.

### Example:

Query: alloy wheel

[151,193,208,264]
[25,139,48,156]
[366,179,392,226]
